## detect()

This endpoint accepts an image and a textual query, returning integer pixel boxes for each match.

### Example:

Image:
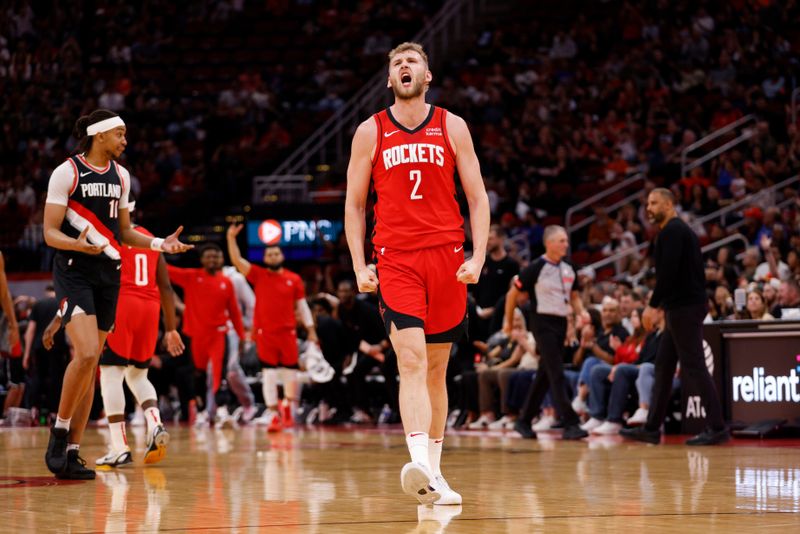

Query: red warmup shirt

[167,266,245,339]
[370,105,464,250]
[119,225,160,303]
[246,265,304,333]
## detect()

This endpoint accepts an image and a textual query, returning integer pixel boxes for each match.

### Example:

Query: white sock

[406,432,430,469]
[428,437,444,476]
[144,407,162,434]
[55,416,71,431]
[109,421,128,452]
[66,443,79,452]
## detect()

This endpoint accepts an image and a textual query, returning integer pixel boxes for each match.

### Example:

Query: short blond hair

[388,42,429,67]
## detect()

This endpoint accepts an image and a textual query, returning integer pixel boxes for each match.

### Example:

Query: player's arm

[156,254,184,356]
[295,298,318,344]
[344,118,379,293]
[226,284,246,339]
[42,311,63,351]
[166,263,191,287]
[116,168,192,254]
[118,208,192,254]
[0,252,18,348]
[503,279,522,335]
[226,224,251,276]
[22,317,35,370]
[447,112,490,284]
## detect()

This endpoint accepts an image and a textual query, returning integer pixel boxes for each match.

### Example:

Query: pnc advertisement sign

[246,219,344,261]
[247,219,343,248]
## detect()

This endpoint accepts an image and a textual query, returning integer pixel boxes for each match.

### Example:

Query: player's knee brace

[99,365,127,417]
[124,366,157,405]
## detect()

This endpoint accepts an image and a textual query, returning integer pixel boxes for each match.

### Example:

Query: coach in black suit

[621,188,729,446]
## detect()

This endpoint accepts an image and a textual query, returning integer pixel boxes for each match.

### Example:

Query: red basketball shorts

[375,242,467,343]
[102,295,160,368]
[189,327,227,392]
[255,328,299,368]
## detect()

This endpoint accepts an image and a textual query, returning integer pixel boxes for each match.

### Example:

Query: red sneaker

[267,411,283,433]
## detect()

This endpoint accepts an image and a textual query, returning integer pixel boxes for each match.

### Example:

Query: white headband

[86,116,125,136]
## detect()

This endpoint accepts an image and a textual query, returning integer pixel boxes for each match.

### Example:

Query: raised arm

[344,118,379,293]
[447,112,490,284]
[226,223,251,277]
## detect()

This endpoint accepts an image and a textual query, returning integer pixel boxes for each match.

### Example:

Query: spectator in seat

[770,279,800,319]
[581,307,659,434]
[571,297,628,415]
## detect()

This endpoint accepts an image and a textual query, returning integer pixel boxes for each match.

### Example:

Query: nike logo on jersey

[384,130,400,138]
[80,171,92,177]
[454,245,463,253]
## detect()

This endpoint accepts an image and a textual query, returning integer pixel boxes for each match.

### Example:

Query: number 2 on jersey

[409,170,423,200]
[134,253,148,286]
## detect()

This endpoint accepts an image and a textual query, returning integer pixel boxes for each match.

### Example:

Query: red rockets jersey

[370,105,464,250]
[118,225,160,303]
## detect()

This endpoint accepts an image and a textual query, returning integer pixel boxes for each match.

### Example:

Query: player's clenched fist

[355,267,379,293]
[456,257,483,285]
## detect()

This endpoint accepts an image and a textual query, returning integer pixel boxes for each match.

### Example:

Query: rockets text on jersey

[370,105,464,251]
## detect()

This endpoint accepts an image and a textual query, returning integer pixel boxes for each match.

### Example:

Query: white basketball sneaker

[96,449,133,468]
[432,475,462,505]
[401,462,441,505]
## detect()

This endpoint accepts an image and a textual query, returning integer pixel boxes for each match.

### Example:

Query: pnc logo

[258,219,282,245]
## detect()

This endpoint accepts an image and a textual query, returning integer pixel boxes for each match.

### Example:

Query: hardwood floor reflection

[1,426,799,533]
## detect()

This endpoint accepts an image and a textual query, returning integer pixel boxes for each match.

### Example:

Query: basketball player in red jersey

[226,225,319,431]
[43,109,192,480]
[95,197,184,466]
[345,42,489,505]
[167,243,245,424]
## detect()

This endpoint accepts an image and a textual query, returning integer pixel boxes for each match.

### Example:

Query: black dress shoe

[619,425,661,444]
[562,425,589,440]
[686,427,730,446]
[514,419,536,439]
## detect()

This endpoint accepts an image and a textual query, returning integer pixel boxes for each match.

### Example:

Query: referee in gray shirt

[504,225,588,440]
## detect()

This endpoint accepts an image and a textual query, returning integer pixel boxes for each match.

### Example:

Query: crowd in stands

[4,0,800,434]
[0,0,442,269]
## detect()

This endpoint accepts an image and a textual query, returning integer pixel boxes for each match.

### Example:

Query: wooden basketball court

[1,425,798,532]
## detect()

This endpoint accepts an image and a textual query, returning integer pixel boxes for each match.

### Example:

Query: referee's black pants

[519,314,581,427]
[645,303,725,432]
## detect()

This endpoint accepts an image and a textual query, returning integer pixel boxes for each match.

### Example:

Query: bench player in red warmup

[345,42,490,505]
[167,244,245,425]
[226,225,318,431]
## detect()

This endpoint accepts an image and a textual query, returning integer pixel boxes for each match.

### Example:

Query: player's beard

[266,262,283,272]
[392,77,426,100]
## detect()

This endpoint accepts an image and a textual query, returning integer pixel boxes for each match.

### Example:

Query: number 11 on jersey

[409,170,423,200]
